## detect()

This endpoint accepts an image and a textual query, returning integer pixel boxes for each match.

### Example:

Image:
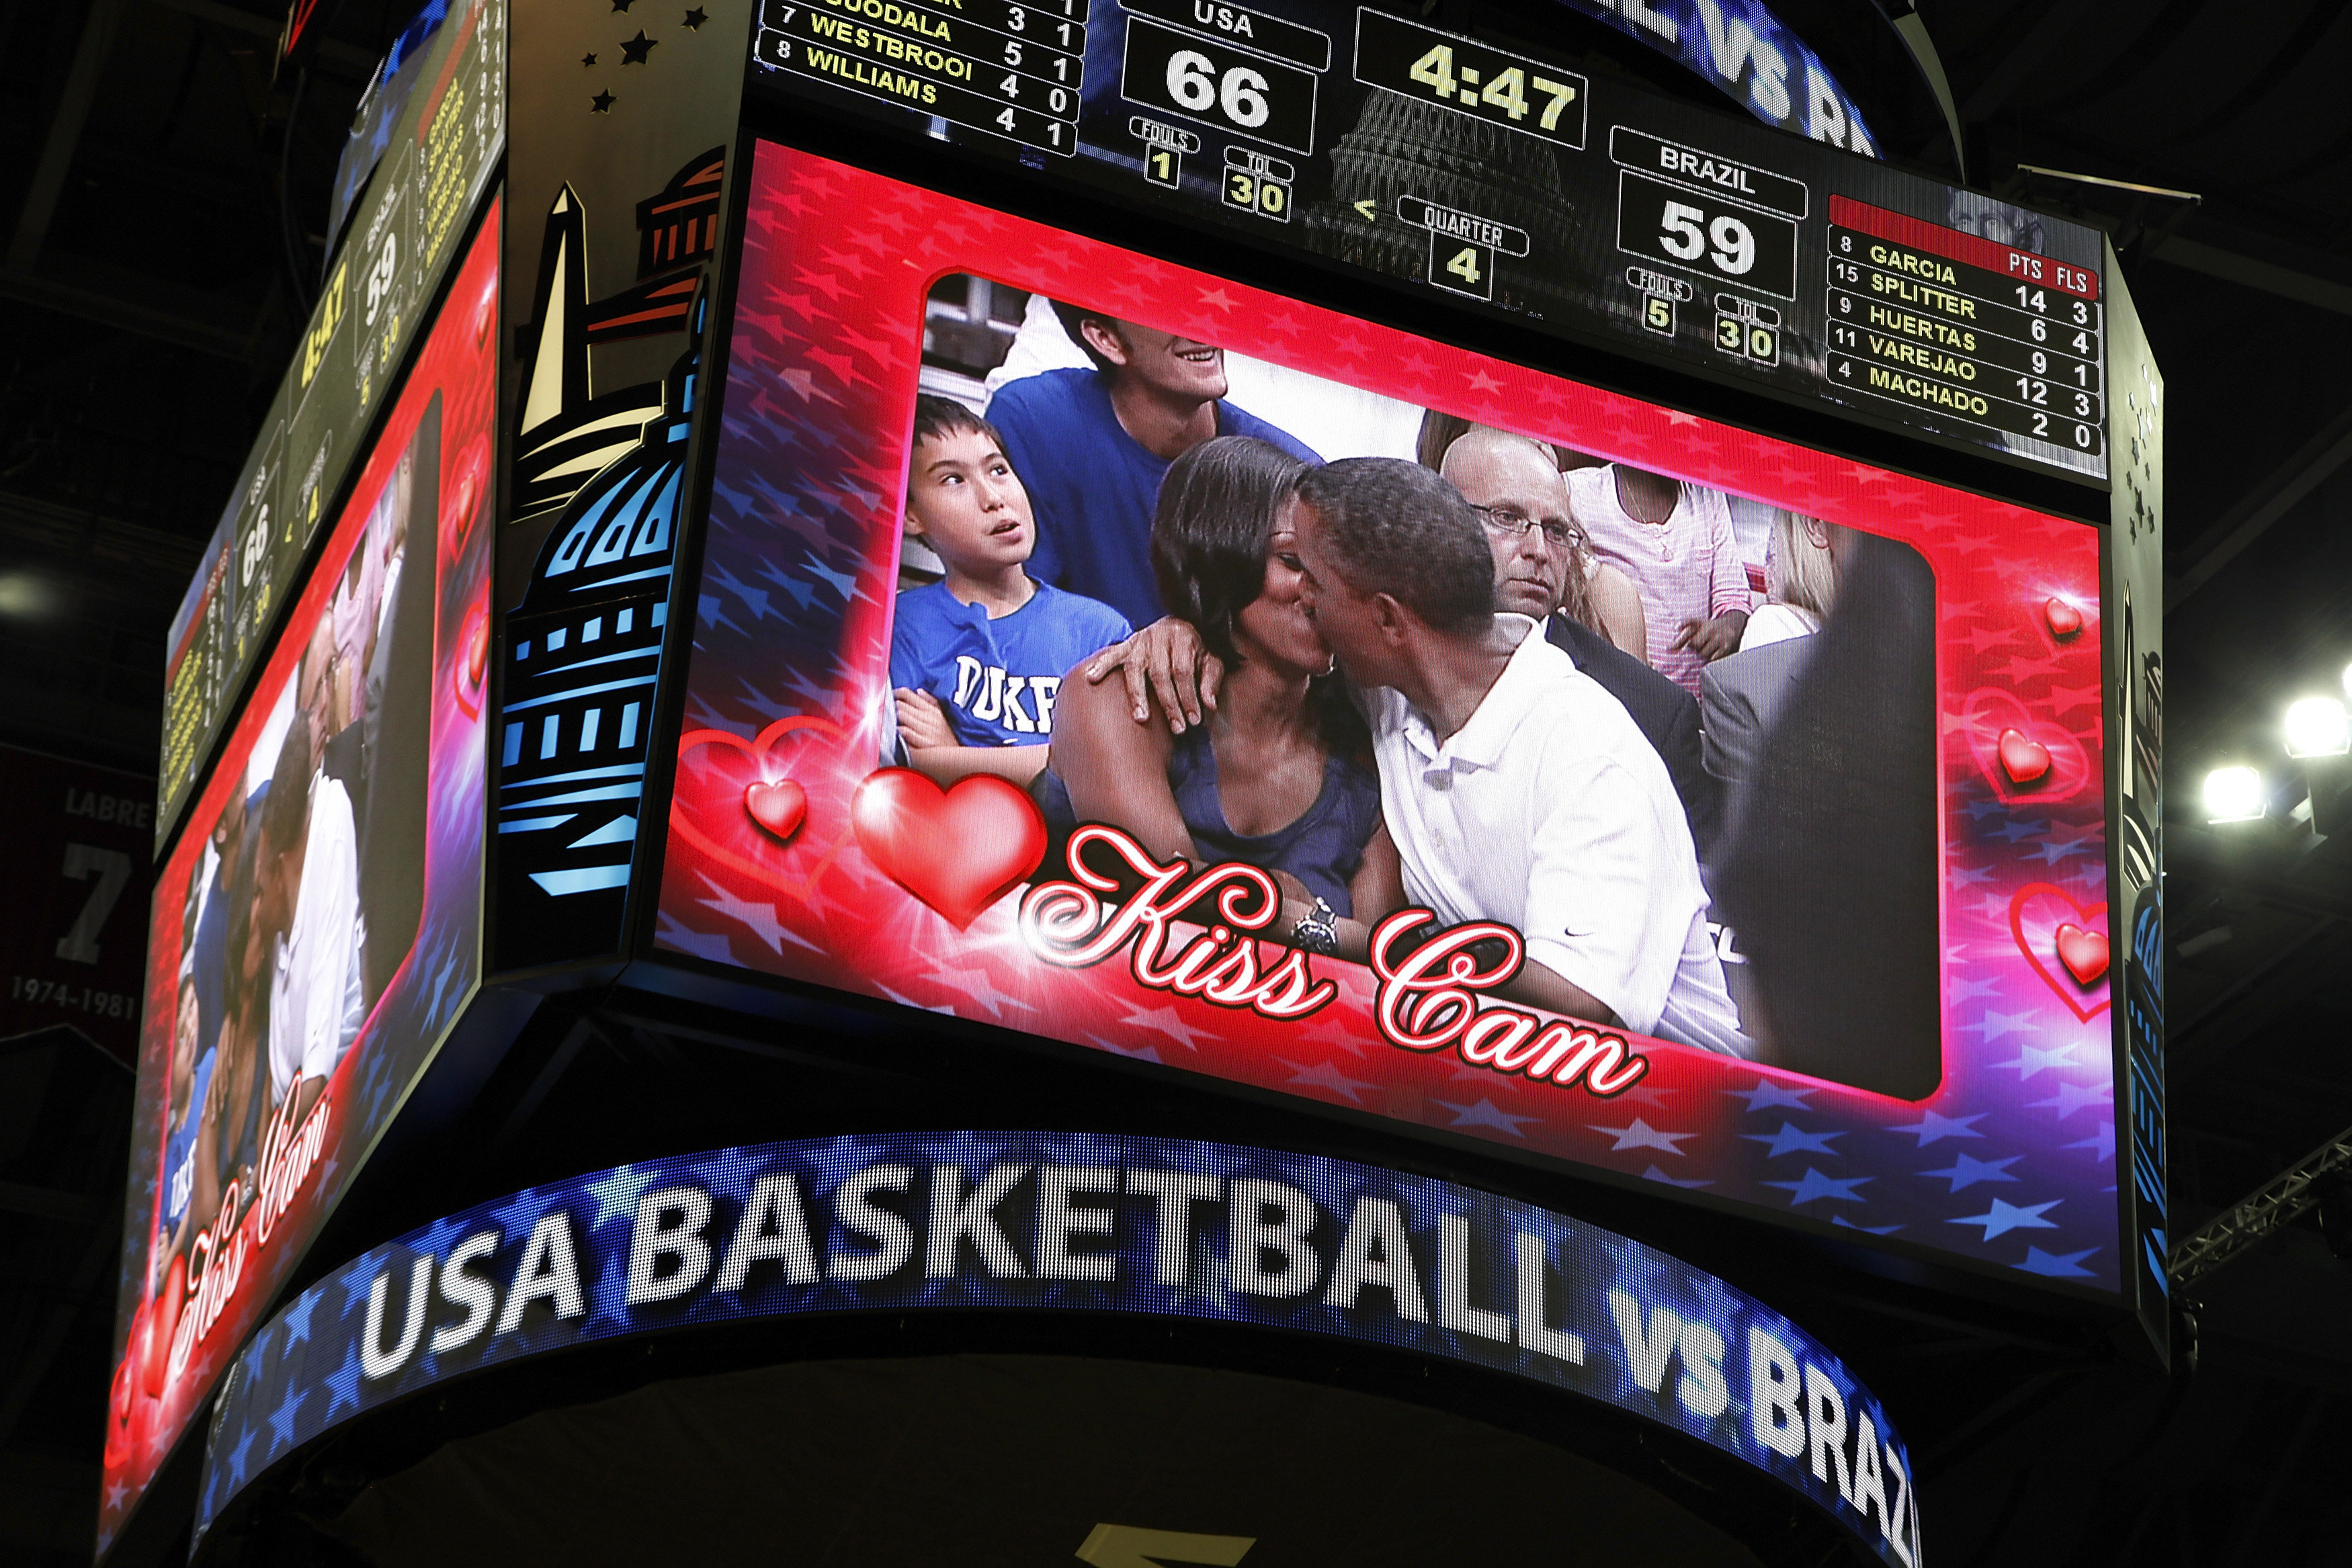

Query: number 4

[1446,246,1482,286]
[1409,44,1454,98]
[56,843,132,964]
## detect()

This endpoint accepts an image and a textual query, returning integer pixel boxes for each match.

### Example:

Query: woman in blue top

[1041,437,1401,956]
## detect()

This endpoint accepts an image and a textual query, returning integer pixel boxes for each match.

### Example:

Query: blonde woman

[1740,509,1845,650]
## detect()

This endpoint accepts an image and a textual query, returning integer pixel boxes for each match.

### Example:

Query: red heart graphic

[142,1255,184,1397]
[745,779,807,843]
[1997,728,2051,785]
[2044,597,2083,638]
[2009,883,2110,1020]
[1961,689,2090,805]
[670,717,849,897]
[466,611,489,688]
[851,769,1046,930]
[110,1341,134,1430]
[2055,922,2108,986]
[442,435,490,558]
[454,603,488,719]
[469,271,499,347]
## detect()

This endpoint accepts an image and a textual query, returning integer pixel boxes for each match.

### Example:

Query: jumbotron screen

[100,212,499,1555]
[657,142,2119,1291]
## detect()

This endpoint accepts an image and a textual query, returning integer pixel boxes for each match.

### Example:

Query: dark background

[3,0,2352,1563]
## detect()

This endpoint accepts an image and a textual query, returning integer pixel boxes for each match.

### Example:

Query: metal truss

[2171,1125,2352,1288]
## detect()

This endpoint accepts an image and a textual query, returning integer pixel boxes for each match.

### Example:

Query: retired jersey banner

[0,746,153,1063]
[197,1131,1923,1566]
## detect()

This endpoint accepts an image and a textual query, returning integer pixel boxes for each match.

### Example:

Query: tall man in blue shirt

[985,303,1320,630]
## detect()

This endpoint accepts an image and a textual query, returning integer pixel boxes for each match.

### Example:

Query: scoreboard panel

[742,0,2109,484]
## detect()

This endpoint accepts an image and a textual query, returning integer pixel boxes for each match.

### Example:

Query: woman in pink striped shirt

[1565,464,1753,697]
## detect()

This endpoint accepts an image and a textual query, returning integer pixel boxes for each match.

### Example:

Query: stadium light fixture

[2284,697,2351,759]
[2203,765,2266,824]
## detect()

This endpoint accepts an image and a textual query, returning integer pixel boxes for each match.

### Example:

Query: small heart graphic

[452,603,489,720]
[2009,883,2111,1020]
[745,779,807,844]
[1997,728,2052,785]
[142,1256,183,1397]
[2044,597,2083,638]
[1962,688,2090,805]
[442,435,490,558]
[110,1347,132,1430]
[470,271,499,347]
[2054,922,2108,986]
[851,769,1046,930]
[670,716,849,898]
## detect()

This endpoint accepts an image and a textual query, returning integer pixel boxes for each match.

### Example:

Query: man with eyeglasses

[1439,429,1722,859]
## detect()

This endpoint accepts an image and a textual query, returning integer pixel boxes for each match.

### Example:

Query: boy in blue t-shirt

[890,396,1132,785]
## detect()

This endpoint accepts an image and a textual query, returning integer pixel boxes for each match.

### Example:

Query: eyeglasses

[1472,505,1583,552]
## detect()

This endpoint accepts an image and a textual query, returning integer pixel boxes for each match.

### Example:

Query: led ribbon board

[196,1131,1923,1565]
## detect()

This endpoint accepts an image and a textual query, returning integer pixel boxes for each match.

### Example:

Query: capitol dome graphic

[1303,89,1580,311]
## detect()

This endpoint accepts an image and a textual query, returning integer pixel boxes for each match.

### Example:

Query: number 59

[1659,201,1755,277]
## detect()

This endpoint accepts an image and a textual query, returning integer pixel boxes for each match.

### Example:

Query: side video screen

[659,144,2117,1291]
[101,210,500,1556]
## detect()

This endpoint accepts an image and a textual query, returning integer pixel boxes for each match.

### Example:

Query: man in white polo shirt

[1286,458,1749,1055]
[262,634,366,1129]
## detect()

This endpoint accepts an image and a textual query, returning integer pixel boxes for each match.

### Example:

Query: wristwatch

[1291,896,1339,955]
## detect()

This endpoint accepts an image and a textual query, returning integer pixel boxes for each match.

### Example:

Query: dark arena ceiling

[3,1,2352,1563]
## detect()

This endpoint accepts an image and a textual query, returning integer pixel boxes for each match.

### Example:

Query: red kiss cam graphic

[2009,883,2111,1020]
[851,769,1046,930]
[671,716,850,894]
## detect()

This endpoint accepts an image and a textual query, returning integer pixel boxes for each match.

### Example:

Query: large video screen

[100,210,499,1555]
[659,143,2117,1291]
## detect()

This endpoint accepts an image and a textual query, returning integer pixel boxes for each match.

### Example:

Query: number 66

[1166,50,1269,129]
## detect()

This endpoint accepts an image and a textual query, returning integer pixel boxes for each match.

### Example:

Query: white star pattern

[694,876,800,955]
[1083,1033,1163,1063]
[941,963,1034,1019]
[2026,1080,2113,1118]
[1280,1059,1380,1104]
[1890,1110,1985,1145]
[874,983,956,1016]
[1437,1098,1539,1136]
[1764,1168,1873,1205]
[1994,1041,2082,1081]
[1591,1118,1696,1153]
[1949,1198,2061,1240]
[2065,1121,2117,1162]
[1118,1004,1220,1051]
[1960,1008,2041,1043]
[1723,1080,1815,1114]
[1292,1016,1372,1057]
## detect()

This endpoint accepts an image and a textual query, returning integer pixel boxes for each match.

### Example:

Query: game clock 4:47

[1353,10,1587,151]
